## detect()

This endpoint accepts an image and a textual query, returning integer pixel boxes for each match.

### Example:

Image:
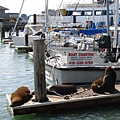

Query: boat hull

[45,64,120,85]
[12,36,40,47]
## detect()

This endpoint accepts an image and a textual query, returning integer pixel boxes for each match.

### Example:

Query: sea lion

[46,84,77,96]
[91,77,104,93]
[10,86,33,107]
[91,66,116,94]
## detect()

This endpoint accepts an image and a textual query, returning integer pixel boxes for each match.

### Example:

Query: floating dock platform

[6,83,120,116]
[14,46,33,52]
[1,38,13,43]
[8,42,15,48]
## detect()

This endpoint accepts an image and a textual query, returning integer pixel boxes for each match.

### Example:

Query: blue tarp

[79,28,107,36]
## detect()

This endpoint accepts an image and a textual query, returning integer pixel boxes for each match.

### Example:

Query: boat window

[111,31,114,37]
[66,11,73,16]
[73,11,82,16]
[84,11,92,16]
[95,10,102,16]
[32,26,43,32]
[72,11,82,16]
[101,10,113,15]
[73,11,92,16]
[24,27,33,35]
[109,10,113,15]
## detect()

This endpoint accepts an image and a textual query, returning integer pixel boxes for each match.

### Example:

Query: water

[1,42,120,120]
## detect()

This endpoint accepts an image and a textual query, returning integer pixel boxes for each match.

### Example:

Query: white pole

[45,0,48,33]
[113,0,119,48]
[92,0,95,23]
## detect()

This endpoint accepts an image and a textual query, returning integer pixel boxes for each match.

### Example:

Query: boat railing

[62,3,106,9]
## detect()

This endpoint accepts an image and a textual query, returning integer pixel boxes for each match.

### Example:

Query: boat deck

[6,83,120,116]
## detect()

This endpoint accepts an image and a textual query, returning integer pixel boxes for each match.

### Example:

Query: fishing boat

[28,0,120,85]
[44,0,120,85]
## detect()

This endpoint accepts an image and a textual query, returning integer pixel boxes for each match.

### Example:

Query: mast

[106,0,110,36]
[105,0,111,62]
[113,0,119,48]
[92,0,95,29]
[45,0,48,33]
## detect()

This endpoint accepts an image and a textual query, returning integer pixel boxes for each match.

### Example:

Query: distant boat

[56,1,116,27]
[12,14,46,47]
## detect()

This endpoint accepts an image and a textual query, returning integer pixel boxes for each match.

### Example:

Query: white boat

[57,0,117,27]
[12,23,45,47]
[11,14,50,47]
[27,33,120,85]
[44,0,120,85]
[45,34,120,85]
[27,0,120,85]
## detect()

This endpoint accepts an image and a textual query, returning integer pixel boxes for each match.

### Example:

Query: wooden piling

[33,39,48,102]
[0,22,3,38]
[1,27,5,38]
[16,28,19,36]
[33,14,36,24]
[25,34,28,46]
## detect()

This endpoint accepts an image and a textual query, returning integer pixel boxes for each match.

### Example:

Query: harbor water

[1,42,120,120]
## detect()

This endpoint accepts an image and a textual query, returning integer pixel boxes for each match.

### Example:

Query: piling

[33,14,36,24]
[16,28,19,36]
[25,34,28,46]
[0,22,3,38]
[33,39,48,102]
[1,27,5,38]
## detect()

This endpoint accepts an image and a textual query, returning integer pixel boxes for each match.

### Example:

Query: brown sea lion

[91,77,104,93]
[10,86,33,107]
[91,66,116,94]
[46,84,77,96]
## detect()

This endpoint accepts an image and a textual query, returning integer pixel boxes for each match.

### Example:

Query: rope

[12,0,25,34]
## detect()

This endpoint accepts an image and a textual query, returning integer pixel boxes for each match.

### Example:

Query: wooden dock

[8,42,15,48]
[1,38,13,44]
[14,46,33,52]
[6,83,120,116]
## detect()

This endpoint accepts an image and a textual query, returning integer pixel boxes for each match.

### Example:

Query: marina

[5,39,120,117]
[2,0,120,119]
[0,34,120,119]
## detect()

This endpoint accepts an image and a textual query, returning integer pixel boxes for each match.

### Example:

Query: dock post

[16,28,19,36]
[25,34,28,46]
[33,14,36,24]
[1,27,5,38]
[33,39,48,102]
[0,22,3,39]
